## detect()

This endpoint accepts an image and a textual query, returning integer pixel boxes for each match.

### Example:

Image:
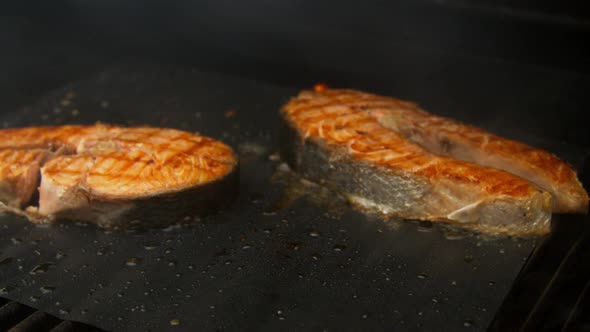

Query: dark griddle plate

[0,63,585,332]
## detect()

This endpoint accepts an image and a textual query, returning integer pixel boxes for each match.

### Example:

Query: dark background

[2,0,589,145]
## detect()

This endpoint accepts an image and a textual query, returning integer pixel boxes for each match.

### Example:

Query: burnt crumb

[314,83,328,92]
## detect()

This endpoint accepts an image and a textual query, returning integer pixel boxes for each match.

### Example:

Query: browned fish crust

[0,124,238,229]
[279,88,584,236]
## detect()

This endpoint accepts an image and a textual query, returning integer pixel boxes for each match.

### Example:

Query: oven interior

[1,1,589,331]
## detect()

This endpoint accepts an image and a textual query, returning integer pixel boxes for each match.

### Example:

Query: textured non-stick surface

[0,63,584,331]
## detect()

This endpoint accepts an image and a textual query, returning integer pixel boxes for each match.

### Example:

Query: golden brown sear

[0,124,237,228]
[281,88,588,236]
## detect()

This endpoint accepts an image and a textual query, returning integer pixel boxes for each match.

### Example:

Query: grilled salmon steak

[0,124,238,228]
[280,88,588,236]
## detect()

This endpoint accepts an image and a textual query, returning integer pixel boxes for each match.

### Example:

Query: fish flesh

[367,97,588,214]
[280,88,588,236]
[0,124,238,228]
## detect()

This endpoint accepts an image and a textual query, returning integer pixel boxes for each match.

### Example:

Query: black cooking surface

[1,62,587,331]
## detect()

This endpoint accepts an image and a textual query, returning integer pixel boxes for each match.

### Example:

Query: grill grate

[0,298,104,332]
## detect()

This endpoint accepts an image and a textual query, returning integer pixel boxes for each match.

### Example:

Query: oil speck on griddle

[308,229,321,238]
[332,244,347,252]
[29,262,54,275]
[0,256,13,265]
[126,257,142,266]
[40,285,56,293]
[0,285,15,295]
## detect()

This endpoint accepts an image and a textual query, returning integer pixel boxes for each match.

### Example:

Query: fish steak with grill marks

[280,88,588,236]
[0,124,238,229]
